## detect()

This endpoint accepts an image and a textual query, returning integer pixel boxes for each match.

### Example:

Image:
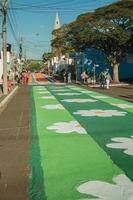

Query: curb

[89,83,130,88]
[0,86,19,112]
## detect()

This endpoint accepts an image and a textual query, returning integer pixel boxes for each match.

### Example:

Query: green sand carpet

[30,85,133,200]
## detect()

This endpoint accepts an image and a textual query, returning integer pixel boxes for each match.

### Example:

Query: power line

[7,0,118,10]
[7,12,19,46]
[9,0,18,30]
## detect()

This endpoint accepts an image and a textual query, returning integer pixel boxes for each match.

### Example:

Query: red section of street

[28,74,32,84]
[35,73,48,82]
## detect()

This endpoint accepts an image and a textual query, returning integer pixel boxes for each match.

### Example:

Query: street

[30,84,133,199]
[0,0,133,199]
[1,83,132,199]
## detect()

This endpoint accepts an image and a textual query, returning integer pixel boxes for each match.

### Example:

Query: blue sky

[1,0,119,60]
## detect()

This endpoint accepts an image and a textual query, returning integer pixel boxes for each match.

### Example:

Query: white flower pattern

[48,86,65,90]
[41,104,65,110]
[56,93,81,96]
[37,88,47,91]
[47,121,87,134]
[81,91,93,94]
[40,96,55,99]
[38,91,50,94]
[111,103,133,109]
[106,136,133,156]
[77,174,133,200]
[51,89,71,92]
[92,95,108,99]
[61,99,97,103]
[73,109,127,117]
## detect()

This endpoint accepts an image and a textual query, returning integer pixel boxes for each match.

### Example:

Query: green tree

[42,52,53,62]
[27,60,42,72]
[51,24,74,55]
[52,0,133,82]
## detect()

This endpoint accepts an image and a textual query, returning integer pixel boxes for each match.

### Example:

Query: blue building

[74,48,133,81]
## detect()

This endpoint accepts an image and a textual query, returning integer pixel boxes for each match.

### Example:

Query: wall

[83,48,133,80]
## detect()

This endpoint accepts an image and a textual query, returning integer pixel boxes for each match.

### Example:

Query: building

[51,12,61,72]
[0,44,12,79]
[52,12,60,56]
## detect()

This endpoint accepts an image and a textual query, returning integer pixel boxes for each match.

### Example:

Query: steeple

[54,12,60,30]
[52,11,61,56]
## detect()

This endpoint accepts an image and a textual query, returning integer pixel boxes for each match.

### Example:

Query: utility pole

[2,0,8,95]
[19,34,23,60]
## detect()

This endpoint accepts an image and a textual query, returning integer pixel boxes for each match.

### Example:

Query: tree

[52,0,133,82]
[27,60,42,72]
[51,24,74,55]
[75,0,133,82]
[42,52,53,62]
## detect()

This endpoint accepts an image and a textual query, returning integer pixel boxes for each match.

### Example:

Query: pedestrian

[0,74,3,92]
[68,72,72,83]
[105,70,112,89]
[99,71,106,88]
[22,71,28,84]
[7,74,12,92]
[15,71,20,84]
[81,71,88,84]
[63,71,68,83]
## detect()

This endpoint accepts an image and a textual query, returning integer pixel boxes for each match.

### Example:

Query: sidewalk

[74,82,133,103]
[0,85,30,200]
[0,88,2,98]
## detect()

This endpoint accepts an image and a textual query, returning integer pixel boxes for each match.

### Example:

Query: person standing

[68,72,71,83]
[105,71,112,89]
[81,71,88,84]
[99,71,106,88]
[63,70,68,83]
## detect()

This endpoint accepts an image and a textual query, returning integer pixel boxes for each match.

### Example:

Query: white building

[0,50,11,80]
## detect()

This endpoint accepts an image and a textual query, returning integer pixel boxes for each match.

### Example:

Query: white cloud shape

[61,99,97,103]
[111,103,133,109]
[73,109,127,117]
[92,96,108,99]
[77,174,133,200]
[41,104,65,110]
[47,121,87,134]
[40,96,55,99]
[106,136,133,156]
[56,93,81,96]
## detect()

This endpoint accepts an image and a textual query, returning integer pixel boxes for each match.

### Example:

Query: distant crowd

[55,68,112,89]
[0,69,29,93]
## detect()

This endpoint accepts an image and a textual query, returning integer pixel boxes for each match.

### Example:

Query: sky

[0,0,119,60]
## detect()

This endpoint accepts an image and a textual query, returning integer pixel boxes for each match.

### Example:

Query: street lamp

[93,60,99,87]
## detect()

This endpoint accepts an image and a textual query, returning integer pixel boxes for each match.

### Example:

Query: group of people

[54,67,112,89]
[1,69,29,93]
[80,69,112,89]
[59,69,72,83]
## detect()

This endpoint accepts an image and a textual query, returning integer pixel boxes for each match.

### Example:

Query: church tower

[52,12,61,55]
[54,12,60,31]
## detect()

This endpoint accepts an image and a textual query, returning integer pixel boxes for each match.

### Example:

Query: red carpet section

[28,73,49,84]
[35,73,49,82]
